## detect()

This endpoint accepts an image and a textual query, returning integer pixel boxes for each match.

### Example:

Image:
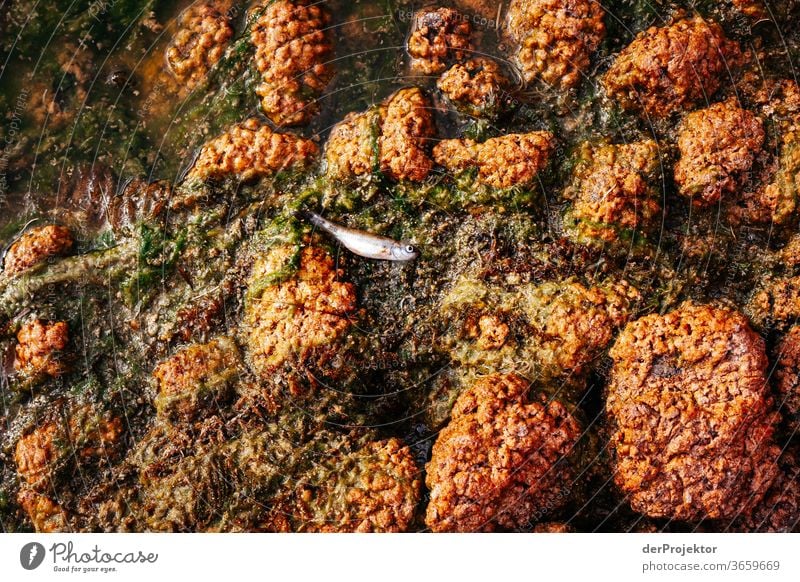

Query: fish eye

[406,245,417,254]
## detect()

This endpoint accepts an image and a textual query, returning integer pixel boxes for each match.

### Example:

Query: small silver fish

[304,211,419,261]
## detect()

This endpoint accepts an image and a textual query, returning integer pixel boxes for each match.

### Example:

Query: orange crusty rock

[521,279,640,378]
[432,132,555,189]
[607,302,780,521]
[188,118,318,181]
[243,245,357,378]
[747,275,800,331]
[436,58,509,119]
[425,373,582,531]
[378,87,436,182]
[674,99,765,207]
[325,88,435,182]
[152,336,241,423]
[603,17,741,118]
[730,0,767,19]
[165,1,234,92]
[407,7,473,75]
[563,139,662,244]
[251,0,334,126]
[441,276,640,381]
[732,78,800,224]
[14,421,63,491]
[15,405,123,491]
[324,108,382,181]
[293,438,422,532]
[14,320,70,379]
[752,130,800,224]
[506,0,605,91]
[17,489,69,532]
[3,225,73,276]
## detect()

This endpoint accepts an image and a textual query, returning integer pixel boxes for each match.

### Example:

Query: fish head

[390,242,419,261]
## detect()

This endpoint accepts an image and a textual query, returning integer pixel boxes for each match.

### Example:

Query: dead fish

[303,211,419,261]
